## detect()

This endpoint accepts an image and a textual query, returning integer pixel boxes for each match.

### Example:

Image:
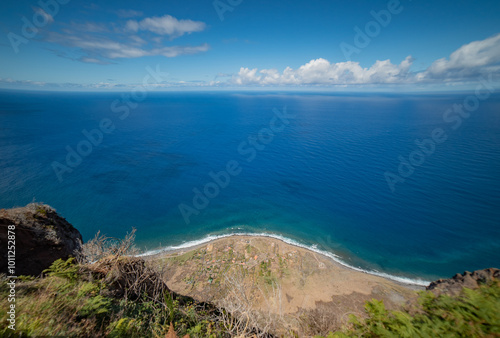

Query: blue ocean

[1,90,499,284]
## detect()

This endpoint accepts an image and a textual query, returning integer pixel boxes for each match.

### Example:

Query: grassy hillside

[1,229,499,337]
[327,281,500,337]
[0,256,226,337]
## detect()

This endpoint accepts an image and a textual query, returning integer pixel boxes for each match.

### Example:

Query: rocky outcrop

[426,268,500,296]
[0,203,82,276]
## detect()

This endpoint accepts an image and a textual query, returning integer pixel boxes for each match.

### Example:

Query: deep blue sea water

[1,90,499,284]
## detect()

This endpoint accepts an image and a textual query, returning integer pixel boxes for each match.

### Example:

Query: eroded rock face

[427,268,500,296]
[0,203,82,276]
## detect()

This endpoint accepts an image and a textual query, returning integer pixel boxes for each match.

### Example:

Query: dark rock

[426,268,500,296]
[0,203,82,276]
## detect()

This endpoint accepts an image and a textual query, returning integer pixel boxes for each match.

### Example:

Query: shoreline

[139,232,430,287]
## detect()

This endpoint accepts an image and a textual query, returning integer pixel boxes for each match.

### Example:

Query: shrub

[42,257,79,281]
[0,237,224,337]
[330,281,500,337]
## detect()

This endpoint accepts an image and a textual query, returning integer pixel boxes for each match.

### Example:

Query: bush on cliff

[0,231,226,337]
[1,221,499,337]
[328,280,500,337]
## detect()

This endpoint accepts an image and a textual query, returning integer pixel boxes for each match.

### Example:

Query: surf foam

[137,231,430,286]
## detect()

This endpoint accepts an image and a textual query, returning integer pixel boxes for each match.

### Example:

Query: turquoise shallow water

[1,90,499,284]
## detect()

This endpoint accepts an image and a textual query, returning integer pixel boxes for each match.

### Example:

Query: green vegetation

[35,205,47,217]
[258,260,277,285]
[324,281,500,337]
[169,250,197,265]
[0,257,223,337]
[43,257,79,281]
[1,227,498,337]
[0,229,229,337]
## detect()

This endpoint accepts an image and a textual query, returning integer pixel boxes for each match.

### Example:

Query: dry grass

[0,271,108,337]
[1,225,361,337]
[217,270,346,337]
[0,227,225,337]
[296,304,343,337]
[215,267,293,337]
[76,228,139,264]
[85,255,170,303]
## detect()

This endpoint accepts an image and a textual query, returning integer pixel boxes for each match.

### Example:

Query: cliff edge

[0,203,82,276]
[427,268,500,296]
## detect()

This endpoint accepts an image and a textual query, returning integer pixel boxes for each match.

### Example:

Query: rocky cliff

[0,203,82,276]
[426,268,500,296]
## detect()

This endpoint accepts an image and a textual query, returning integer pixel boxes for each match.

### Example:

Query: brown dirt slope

[149,235,421,330]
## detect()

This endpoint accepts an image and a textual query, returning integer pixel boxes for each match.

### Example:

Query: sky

[0,0,499,91]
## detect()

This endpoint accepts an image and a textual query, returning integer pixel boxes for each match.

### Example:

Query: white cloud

[116,9,143,18]
[126,15,206,39]
[233,56,414,86]
[232,33,500,86]
[152,44,210,57]
[46,31,209,61]
[418,33,500,81]
[69,22,108,33]
[129,35,147,46]
[80,57,106,64]
[0,78,47,87]
[44,14,209,63]
[125,20,139,32]
[33,7,54,24]
[0,77,219,90]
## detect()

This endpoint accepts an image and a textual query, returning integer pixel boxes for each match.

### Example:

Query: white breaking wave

[136,232,430,286]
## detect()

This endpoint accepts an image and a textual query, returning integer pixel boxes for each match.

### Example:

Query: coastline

[139,232,430,287]
[147,234,425,318]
